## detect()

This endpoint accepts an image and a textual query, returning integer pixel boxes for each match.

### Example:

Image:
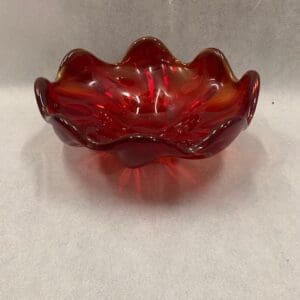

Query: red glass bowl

[34,37,260,168]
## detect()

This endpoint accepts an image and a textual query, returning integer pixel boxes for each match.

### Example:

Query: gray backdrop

[0,1,299,299]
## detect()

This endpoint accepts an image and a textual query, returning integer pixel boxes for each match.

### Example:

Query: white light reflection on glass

[88,80,97,87]
[154,88,161,114]
[135,95,141,114]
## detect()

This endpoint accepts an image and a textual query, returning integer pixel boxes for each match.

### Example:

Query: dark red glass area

[34,37,260,168]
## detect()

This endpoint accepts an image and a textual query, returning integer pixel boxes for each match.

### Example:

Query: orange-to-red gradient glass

[34,37,260,168]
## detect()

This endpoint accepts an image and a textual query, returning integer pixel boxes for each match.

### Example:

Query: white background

[0,0,299,299]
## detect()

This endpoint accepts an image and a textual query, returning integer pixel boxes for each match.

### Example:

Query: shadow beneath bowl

[62,146,223,204]
[22,126,266,207]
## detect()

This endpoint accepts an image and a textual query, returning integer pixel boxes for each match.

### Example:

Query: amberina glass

[34,37,260,167]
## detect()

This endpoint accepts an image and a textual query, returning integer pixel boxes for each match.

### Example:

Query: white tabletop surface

[1,1,299,299]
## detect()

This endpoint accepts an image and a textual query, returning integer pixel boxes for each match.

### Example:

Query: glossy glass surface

[34,37,260,167]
